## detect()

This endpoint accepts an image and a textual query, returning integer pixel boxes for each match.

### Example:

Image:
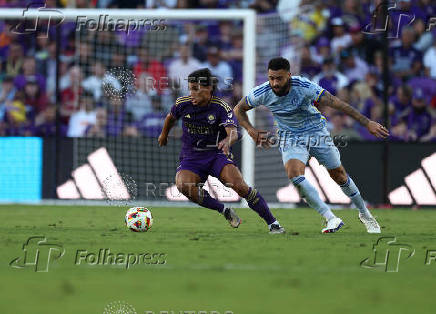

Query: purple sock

[199,189,225,213]
[245,187,275,225]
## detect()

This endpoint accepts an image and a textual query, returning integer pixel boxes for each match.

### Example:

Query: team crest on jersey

[228,112,233,118]
[207,114,216,124]
[184,114,191,119]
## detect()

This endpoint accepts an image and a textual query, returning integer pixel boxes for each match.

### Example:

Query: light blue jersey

[246,76,341,169]
[246,76,326,134]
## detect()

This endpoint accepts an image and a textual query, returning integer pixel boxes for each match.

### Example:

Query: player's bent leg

[328,166,381,233]
[285,159,343,232]
[219,164,284,233]
[175,170,225,213]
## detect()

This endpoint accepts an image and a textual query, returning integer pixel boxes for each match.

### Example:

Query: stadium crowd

[0,0,435,141]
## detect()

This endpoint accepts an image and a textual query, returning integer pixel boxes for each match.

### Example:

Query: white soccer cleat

[269,223,286,234]
[321,217,344,233]
[359,213,381,234]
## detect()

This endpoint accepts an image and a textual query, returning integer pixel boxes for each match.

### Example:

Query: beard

[271,79,290,96]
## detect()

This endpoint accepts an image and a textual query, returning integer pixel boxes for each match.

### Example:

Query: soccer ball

[125,207,153,232]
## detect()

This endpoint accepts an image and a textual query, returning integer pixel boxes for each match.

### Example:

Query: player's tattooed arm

[158,113,177,146]
[320,90,389,138]
[320,90,369,126]
[234,97,270,147]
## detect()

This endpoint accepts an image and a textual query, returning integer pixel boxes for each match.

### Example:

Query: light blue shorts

[278,127,341,170]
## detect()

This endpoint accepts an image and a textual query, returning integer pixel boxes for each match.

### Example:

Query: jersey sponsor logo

[207,114,216,124]
[228,112,233,118]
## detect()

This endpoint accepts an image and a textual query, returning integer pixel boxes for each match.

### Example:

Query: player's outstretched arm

[158,113,177,146]
[234,97,270,147]
[319,90,390,138]
[217,126,239,156]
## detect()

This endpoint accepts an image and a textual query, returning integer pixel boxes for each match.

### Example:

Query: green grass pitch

[1,205,436,314]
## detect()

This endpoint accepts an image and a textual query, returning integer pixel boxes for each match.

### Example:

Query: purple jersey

[170,95,238,158]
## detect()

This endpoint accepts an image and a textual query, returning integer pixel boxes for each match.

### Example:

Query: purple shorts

[177,151,236,182]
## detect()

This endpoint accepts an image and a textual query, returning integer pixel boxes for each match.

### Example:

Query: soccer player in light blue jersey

[235,57,389,234]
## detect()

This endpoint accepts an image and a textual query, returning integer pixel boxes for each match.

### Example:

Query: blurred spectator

[313,57,349,96]
[421,124,436,142]
[201,46,233,93]
[67,92,96,137]
[1,41,23,77]
[192,25,211,63]
[300,45,321,79]
[249,0,278,14]
[135,100,166,137]
[14,56,46,92]
[126,73,156,121]
[4,90,34,136]
[168,44,201,93]
[212,21,233,51]
[291,1,328,43]
[0,21,18,60]
[390,26,423,80]
[35,105,65,137]
[38,41,57,102]
[223,29,243,83]
[413,19,433,52]
[341,0,362,26]
[394,88,432,141]
[390,84,412,121]
[347,24,382,64]
[339,49,369,83]
[24,79,48,115]
[330,17,351,55]
[86,107,108,137]
[33,31,50,66]
[81,61,112,102]
[133,47,166,93]
[106,98,129,137]
[311,37,331,65]
[424,37,436,79]
[60,66,83,124]
[78,42,93,77]
[0,76,16,121]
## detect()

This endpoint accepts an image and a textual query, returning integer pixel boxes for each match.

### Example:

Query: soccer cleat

[269,223,286,234]
[359,213,381,234]
[321,217,344,233]
[223,208,241,228]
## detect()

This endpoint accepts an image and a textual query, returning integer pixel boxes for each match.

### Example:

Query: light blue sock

[339,175,370,216]
[292,176,335,220]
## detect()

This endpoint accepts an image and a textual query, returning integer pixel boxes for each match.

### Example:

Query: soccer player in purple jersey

[158,68,284,233]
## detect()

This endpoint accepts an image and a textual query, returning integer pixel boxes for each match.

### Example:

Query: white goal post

[0,8,256,200]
